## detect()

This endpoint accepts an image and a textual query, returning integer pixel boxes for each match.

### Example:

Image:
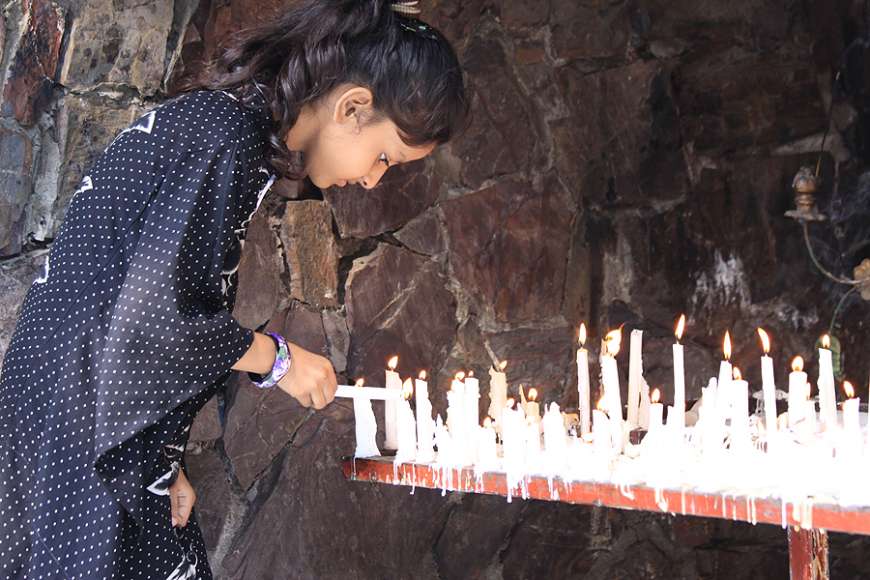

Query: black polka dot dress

[0,86,278,579]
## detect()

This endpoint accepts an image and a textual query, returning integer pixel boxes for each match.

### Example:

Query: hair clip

[391,1,421,16]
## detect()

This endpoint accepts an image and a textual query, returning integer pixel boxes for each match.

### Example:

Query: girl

[0,1,467,578]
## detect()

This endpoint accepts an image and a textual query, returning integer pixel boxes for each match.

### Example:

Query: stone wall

[1,0,869,578]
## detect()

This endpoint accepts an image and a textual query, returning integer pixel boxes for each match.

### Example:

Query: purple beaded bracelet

[248,332,292,389]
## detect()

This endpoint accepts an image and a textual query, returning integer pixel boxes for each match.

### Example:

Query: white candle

[384,356,402,449]
[487,360,508,435]
[672,314,687,432]
[757,328,778,439]
[434,414,458,468]
[592,402,611,457]
[788,356,808,428]
[464,371,481,464]
[352,378,381,458]
[818,335,837,429]
[600,329,624,452]
[638,378,651,430]
[700,378,720,452]
[627,329,644,428]
[648,388,663,432]
[394,379,417,464]
[843,381,860,434]
[715,332,733,432]
[730,367,750,451]
[415,370,436,463]
[475,417,499,472]
[501,399,527,492]
[577,324,592,437]
[525,388,541,424]
[542,402,568,476]
[446,372,466,449]
[525,416,542,472]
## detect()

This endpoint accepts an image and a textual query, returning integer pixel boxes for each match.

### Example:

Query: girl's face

[285,85,436,190]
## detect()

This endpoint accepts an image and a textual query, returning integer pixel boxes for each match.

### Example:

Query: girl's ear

[333,85,374,126]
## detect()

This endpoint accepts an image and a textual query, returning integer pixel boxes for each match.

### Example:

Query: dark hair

[170,0,469,181]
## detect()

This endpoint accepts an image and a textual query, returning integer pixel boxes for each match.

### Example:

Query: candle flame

[387,355,399,370]
[675,314,686,341]
[483,416,493,428]
[733,367,743,381]
[355,378,365,387]
[723,331,732,361]
[821,334,831,349]
[418,370,427,380]
[757,328,771,354]
[468,370,475,378]
[499,359,508,371]
[844,381,855,399]
[454,371,465,381]
[651,388,661,404]
[506,397,515,409]
[401,378,413,399]
[528,388,538,401]
[604,328,622,357]
[791,356,804,373]
[579,323,587,347]
[596,396,605,411]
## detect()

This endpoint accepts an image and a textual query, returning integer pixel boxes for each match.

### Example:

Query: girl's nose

[360,164,389,189]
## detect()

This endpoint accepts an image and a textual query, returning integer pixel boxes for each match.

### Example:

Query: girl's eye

[379,153,390,166]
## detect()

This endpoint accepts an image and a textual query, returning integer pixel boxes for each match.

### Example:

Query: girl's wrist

[247,332,292,389]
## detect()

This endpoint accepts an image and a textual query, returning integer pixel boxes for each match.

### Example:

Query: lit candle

[577,324,592,437]
[788,356,808,428]
[384,355,401,449]
[394,379,417,464]
[415,370,436,463]
[649,388,663,432]
[818,334,837,429]
[525,388,541,424]
[627,329,644,428]
[672,314,687,432]
[842,381,860,434]
[757,328,778,439]
[730,367,750,451]
[715,332,733,431]
[600,328,624,452]
[352,378,381,458]
[487,360,508,436]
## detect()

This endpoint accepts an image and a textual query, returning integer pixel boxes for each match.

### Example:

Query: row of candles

[351,318,866,493]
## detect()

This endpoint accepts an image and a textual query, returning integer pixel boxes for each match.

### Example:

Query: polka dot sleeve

[91,131,256,525]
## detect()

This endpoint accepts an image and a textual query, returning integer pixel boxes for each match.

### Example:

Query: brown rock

[0,129,34,256]
[189,395,223,443]
[453,33,539,189]
[549,0,632,62]
[554,59,689,208]
[2,0,63,127]
[323,159,440,238]
[394,208,445,256]
[345,244,457,385]
[280,200,339,308]
[232,207,283,330]
[58,0,174,95]
[441,179,574,324]
[224,302,346,489]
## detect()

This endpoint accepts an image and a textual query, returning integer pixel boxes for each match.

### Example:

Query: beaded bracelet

[248,332,292,389]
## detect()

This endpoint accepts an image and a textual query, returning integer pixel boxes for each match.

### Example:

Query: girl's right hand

[276,341,338,409]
